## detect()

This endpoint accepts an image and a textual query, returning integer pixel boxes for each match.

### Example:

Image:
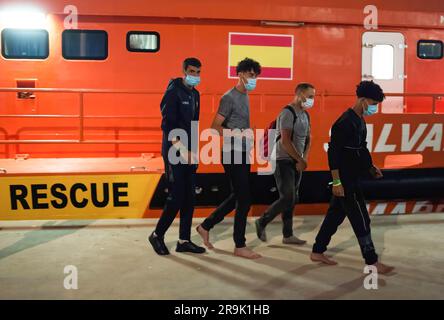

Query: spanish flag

[228,33,294,80]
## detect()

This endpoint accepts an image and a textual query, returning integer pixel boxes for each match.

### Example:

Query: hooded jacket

[160,77,200,156]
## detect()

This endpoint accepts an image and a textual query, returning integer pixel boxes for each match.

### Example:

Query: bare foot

[310,252,338,265]
[234,247,262,259]
[196,225,214,249]
[372,262,395,275]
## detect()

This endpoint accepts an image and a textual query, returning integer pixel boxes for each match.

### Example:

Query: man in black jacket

[148,57,206,255]
[311,81,394,274]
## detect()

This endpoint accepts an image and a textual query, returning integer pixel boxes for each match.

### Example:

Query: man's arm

[171,139,197,164]
[211,95,247,139]
[211,113,226,135]
[361,141,383,179]
[194,92,200,122]
[328,121,346,172]
[278,109,306,170]
[161,90,179,131]
[211,113,247,140]
[360,121,383,179]
[162,91,195,164]
[361,141,373,170]
[303,111,312,161]
[303,133,311,161]
[281,129,305,165]
[328,121,347,197]
[211,95,232,135]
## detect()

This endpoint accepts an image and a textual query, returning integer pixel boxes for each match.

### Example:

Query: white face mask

[302,98,314,109]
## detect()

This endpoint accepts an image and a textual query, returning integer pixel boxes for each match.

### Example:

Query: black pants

[201,151,251,248]
[154,159,196,241]
[257,159,302,238]
[312,178,378,265]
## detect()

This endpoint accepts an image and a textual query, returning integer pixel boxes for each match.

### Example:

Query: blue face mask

[364,104,378,116]
[244,78,257,91]
[185,75,200,87]
[302,98,315,109]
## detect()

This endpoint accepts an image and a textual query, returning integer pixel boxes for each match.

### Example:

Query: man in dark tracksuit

[311,81,394,274]
[148,57,206,256]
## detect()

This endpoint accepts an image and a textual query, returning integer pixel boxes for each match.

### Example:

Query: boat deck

[0,156,164,175]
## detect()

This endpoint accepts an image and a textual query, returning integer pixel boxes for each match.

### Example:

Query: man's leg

[353,187,394,274]
[281,186,297,239]
[256,160,295,241]
[311,195,347,265]
[231,161,261,259]
[149,161,185,255]
[199,163,236,231]
[339,183,379,266]
[154,163,185,236]
[178,165,195,241]
[344,186,394,273]
[176,165,206,254]
[282,169,305,243]
[231,162,251,249]
[197,162,236,248]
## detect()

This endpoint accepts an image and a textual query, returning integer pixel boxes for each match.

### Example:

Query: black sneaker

[255,219,267,242]
[176,241,206,254]
[148,232,170,255]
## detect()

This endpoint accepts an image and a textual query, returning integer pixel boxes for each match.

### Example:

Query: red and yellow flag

[228,32,294,80]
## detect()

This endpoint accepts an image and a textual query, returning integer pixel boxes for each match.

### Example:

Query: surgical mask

[185,75,200,87]
[302,98,314,109]
[364,104,378,116]
[244,78,257,91]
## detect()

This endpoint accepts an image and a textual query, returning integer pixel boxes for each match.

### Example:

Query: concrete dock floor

[1,213,443,300]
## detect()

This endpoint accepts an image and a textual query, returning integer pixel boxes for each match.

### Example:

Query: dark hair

[183,57,202,71]
[356,81,385,102]
[236,58,261,75]
[295,82,315,94]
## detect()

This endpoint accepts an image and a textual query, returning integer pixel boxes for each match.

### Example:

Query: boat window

[62,30,108,60]
[127,31,160,52]
[1,28,49,59]
[371,44,394,80]
[417,40,443,59]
